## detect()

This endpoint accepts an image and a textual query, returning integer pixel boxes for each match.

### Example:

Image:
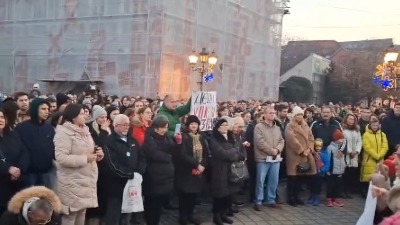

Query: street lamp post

[188,48,218,91]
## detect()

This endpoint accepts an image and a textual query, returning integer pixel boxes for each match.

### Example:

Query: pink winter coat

[54,122,98,214]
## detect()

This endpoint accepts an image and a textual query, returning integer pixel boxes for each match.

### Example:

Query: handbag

[229,160,249,183]
[296,161,311,173]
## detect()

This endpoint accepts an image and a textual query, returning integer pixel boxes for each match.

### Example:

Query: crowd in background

[1,85,400,225]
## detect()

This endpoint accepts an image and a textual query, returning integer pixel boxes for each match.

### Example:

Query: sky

[282,0,400,44]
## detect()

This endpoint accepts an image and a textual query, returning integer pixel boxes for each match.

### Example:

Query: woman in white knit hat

[284,106,317,206]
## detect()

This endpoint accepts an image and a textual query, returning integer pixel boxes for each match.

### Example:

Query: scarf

[92,120,111,135]
[189,132,202,163]
[63,122,91,142]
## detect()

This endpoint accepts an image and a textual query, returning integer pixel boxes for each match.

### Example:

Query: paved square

[159,196,364,225]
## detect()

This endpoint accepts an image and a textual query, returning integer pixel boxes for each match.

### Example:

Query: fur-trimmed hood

[7,186,62,214]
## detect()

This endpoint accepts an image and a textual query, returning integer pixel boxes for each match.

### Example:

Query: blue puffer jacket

[320,147,330,175]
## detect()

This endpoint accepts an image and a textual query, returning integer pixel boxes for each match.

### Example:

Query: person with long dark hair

[0,108,29,216]
[54,104,104,225]
[1,100,19,130]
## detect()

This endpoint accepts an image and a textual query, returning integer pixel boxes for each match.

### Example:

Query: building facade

[0,0,285,100]
[280,54,331,104]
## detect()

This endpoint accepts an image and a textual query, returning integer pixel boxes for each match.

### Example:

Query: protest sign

[190,91,217,131]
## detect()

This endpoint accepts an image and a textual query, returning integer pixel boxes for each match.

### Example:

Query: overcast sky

[282,0,400,44]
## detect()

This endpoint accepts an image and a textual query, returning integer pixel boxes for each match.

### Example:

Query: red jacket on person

[132,117,151,145]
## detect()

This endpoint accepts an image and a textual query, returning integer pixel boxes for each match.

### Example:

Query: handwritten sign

[190,91,217,131]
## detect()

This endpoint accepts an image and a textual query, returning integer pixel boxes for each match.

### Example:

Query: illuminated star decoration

[381,78,393,90]
[373,75,382,84]
[204,73,214,83]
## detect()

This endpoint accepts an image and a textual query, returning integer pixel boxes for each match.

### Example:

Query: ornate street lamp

[188,48,218,91]
[373,51,400,91]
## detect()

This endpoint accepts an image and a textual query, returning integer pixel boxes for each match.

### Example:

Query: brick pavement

[158,196,364,225]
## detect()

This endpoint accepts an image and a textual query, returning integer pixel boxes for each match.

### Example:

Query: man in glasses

[102,114,146,225]
[0,186,61,225]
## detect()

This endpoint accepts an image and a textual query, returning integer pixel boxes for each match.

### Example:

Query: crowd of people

[1,87,400,225]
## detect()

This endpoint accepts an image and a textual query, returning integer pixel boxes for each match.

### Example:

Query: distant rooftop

[280,38,394,75]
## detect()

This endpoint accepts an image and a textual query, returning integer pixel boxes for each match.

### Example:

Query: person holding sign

[157,95,191,138]
[175,115,208,225]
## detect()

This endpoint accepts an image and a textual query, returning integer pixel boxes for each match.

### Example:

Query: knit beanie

[92,105,107,120]
[332,129,344,142]
[292,106,304,116]
[185,115,201,127]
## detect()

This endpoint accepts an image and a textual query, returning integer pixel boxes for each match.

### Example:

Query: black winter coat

[175,132,208,193]
[209,130,242,198]
[0,211,61,225]
[310,117,343,149]
[14,121,55,173]
[86,121,111,217]
[0,131,29,208]
[142,129,175,196]
[245,121,257,164]
[102,132,146,198]
[381,111,400,155]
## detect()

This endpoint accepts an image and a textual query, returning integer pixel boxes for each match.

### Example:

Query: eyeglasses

[117,124,130,128]
[144,111,153,114]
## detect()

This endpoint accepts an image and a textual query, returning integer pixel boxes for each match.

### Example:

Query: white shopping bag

[121,173,144,213]
[356,182,377,225]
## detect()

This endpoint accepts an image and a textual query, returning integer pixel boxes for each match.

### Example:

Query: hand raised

[101,120,111,130]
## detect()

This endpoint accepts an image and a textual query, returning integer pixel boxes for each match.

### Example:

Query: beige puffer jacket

[54,122,98,214]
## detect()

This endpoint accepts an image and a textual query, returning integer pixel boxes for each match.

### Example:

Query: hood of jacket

[8,186,62,214]
[29,98,49,123]
[365,124,382,135]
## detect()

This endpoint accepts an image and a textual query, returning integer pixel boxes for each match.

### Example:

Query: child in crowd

[314,138,324,171]
[308,138,324,206]
[324,129,346,207]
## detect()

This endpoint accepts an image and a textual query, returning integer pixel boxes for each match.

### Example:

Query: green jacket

[158,97,192,137]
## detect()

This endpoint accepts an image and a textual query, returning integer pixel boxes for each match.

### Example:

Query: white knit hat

[92,105,107,120]
[292,106,304,116]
